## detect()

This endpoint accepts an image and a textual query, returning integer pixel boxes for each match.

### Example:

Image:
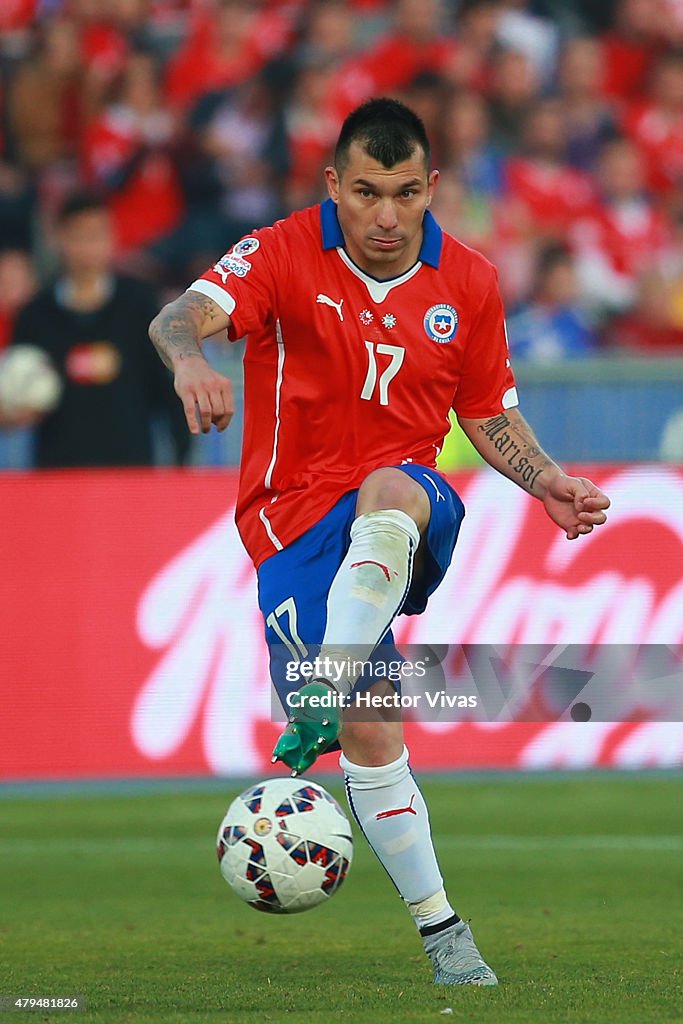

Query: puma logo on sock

[350,560,398,582]
[375,794,417,820]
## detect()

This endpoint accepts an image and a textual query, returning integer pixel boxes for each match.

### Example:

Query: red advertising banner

[1,466,682,781]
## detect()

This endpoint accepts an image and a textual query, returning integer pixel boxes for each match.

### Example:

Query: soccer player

[149,98,610,987]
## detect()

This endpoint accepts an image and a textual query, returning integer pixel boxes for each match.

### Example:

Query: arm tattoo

[476,413,554,493]
[149,294,222,370]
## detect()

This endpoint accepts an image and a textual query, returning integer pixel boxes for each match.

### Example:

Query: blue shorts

[257,464,465,718]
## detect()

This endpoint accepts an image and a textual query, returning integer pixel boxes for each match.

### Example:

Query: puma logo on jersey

[316,294,344,322]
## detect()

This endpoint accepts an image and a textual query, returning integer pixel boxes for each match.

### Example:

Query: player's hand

[543,473,610,540]
[173,355,234,435]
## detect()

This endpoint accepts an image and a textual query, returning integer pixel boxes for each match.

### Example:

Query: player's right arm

[149,290,234,435]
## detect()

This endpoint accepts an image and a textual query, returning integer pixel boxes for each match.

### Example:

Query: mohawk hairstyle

[334,97,431,173]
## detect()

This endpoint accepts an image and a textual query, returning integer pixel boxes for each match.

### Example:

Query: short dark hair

[335,97,431,173]
[56,191,107,226]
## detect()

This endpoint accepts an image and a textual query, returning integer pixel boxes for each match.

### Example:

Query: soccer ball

[217,777,353,914]
[0,345,62,417]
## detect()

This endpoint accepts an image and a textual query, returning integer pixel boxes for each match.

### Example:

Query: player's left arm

[457,407,610,540]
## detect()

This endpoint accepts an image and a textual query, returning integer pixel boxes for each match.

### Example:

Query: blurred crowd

[3,0,683,365]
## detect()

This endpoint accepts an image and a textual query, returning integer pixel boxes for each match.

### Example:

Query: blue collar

[319,197,442,269]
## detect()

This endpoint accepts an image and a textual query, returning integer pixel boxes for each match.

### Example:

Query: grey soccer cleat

[422,919,498,986]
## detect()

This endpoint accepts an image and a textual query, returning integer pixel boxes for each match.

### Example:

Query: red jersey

[570,199,670,278]
[623,102,683,194]
[82,108,184,252]
[191,201,517,568]
[505,158,595,238]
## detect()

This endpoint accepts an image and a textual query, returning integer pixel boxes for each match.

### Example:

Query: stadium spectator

[7,17,103,172]
[164,0,295,112]
[600,0,667,101]
[397,73,446,160]
[623,49,683,196]
[571,136,670,314]
[82,50,185,255]
[440,89,504,197]
[606,268,683,350]
[558,36,617,172]
[428,169,497,258]
[486,48,539,153]
[185,73,289,254]
[70,0,132,86]
[284,62,339,209]
[5,192,189,468]
[503,98,595,242]
[329,0,458,120]
[0,160,34,252]
[496,0,559,87]
[0,249,36,351]
[294,0,357,68]
[507,243,599,361]
[440,0,499,93]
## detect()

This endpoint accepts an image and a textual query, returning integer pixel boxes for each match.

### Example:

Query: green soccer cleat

[272,680,342,775]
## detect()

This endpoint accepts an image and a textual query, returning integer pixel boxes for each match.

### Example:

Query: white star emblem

[382,313,397,329]
[359,309,373,325]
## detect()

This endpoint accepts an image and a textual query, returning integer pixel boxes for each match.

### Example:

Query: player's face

[325,142,438,278]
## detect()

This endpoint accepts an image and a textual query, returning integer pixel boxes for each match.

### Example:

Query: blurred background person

[164,0,294,113]
[600,0,667,102]
[283,61,342,210]
[506,243,600,362]
[571,136,671,316]
[486,47,539,152]
[3,192,189,468]
[7,15,107,194]
[496,0,559,88]
[0,248,36,351]
[428,170,498,264]
[442,0,500,93]
[81,49,185,262]
[606,268,683,351]
[439,89,504,199]
[503,97,595,243]
[558,35,617,172]
[170,72,289,281]
[329,0,458,121]
[623,49,683,197]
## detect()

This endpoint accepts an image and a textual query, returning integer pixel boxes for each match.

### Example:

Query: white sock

[318,509,420,696]
[340,746,457,931]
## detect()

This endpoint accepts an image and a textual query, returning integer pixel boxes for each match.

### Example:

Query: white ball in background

[0,345,63,417]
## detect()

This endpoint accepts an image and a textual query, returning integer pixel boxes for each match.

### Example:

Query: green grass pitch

[1,774,681,1024]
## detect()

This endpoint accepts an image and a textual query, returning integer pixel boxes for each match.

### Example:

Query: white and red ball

[217,777,353,914]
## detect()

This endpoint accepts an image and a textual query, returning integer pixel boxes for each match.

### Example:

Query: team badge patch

[232,236,260,257]
[212,237,260,282]
[424,304,458,344]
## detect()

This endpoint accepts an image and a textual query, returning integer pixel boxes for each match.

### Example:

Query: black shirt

[12,275,190,468]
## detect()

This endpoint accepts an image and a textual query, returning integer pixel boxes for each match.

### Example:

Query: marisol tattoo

[477,414,549,492]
